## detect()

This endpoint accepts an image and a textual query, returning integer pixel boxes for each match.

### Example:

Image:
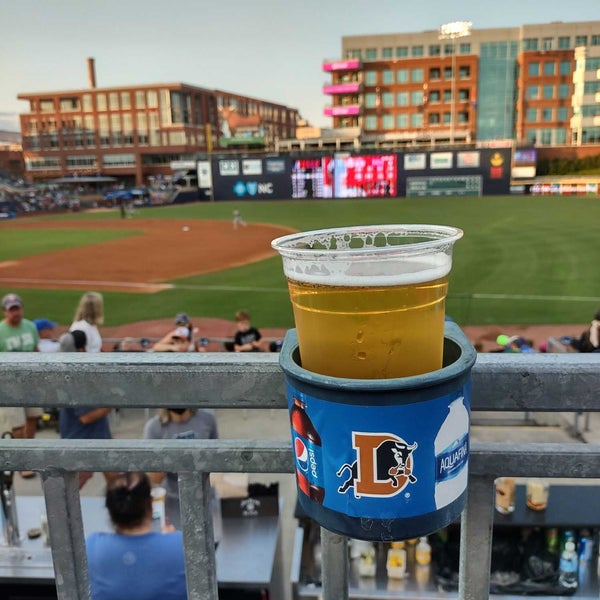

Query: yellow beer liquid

[288,276,448,379]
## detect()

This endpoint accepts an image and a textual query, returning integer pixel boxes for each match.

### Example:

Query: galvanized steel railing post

[42,472,91,600]
[459,474,495,600]
[320,528,348,600]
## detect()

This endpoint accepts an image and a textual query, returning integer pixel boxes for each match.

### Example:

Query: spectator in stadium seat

[34,318,60,353]
[151,327,192,352]
[576,308,600,352]
[233,310,263,352]
[86,472,187,600]
[70,292,104,352]
[0,293,42,477]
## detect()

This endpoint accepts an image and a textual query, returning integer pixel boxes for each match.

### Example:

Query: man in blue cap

[34,318,60,353]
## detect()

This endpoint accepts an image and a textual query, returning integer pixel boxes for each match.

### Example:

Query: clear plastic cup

[272,224,463,379]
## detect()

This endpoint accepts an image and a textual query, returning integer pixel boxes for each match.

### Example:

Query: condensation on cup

[495,477,516,514]
[271,224,463,379]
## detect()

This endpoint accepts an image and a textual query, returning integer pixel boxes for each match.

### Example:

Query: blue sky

[0,0,598,131]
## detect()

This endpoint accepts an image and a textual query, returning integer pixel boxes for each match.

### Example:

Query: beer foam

[283,253,451,286]
[272,225,461,287]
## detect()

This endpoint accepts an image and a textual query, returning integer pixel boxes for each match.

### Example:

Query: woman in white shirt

[70,292,104,352]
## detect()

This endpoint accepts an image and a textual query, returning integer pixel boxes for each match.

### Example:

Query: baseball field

[0,195,598,329]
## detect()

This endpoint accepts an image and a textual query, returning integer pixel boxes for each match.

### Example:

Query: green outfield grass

[0,195,599,328]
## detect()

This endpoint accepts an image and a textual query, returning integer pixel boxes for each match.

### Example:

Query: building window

[543,62,555,76]
[458,89,470,101]
[364,115,377,130]
[382,114,394,129]
[528,62,540,76]
[382,92,394,107]
[411,90,424,105]
[443,44,453,55]
[429,67,441,80]
[557,106,568,121]
[525,108,537,123]
[458,66,470,79]
[346,49,362,59]
[523,38,538,51]
[411,113,423,127]
[25,157,61,171]
[103,154,136,167]
[365,48,378,60]
[555,128,567,143]
[558,36,570,49]
[147,91,158,108]
[382,70,394,84]
[457,111,469,123]
[540,129,552,144]
[428,113,440,125]
[542,38,553,51]
[459,42,471,54]
[444,67,453,79]
[411,68,424,83]
[135,91,146,108]
[396,69,409,83]
[542,84,554,99]
[558,83,570,98]
[397,92,409,106]
[396,46,408,58]
[559,61,571,76]
[527,85,539,99]
[443,89,451,102]
[66,155,97,168]
[443,112,451,124]
[60,97,79,112]
[541,108,553,121]
[365,71,378,85]
[380,47,392,59]
[396,113,408,128]
[82,94,93,112]
[592,35,600,46]
[365,93,378,108]
[429,90,440,103]
[96,94,107,111]
[575,35,588,47]
[109,92,119,110]
[40,99,55,113]
[120,92,131,109]
[429,44,441,56]
[411,45,424,57]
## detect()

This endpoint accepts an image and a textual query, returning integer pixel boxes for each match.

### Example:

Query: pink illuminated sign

[322,59,361,71]
[323,82,361,94]
[323,105,361,116]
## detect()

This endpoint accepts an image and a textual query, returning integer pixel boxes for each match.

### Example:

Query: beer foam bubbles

[272,225,462,287]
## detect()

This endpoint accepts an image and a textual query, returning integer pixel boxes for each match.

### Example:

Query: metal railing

[0,351,599,600]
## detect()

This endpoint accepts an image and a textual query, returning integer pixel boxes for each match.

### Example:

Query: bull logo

[337,433,418,498]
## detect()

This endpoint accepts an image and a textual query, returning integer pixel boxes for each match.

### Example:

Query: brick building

[18,59,299,185]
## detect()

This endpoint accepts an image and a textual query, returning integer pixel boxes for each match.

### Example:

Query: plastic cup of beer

[495,477,516,514]
[151,486,167,526]
[271,224,463,379]
[526,478,549,511]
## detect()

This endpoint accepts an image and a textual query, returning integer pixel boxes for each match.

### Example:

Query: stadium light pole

[439,21,472,145]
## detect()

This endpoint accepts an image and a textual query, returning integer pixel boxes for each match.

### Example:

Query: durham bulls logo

[337,433,417,498]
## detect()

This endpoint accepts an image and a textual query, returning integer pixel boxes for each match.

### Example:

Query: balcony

[0,350,598,600]
[323,104,362,117]
[322,59,362,72]
[322,82,362,95]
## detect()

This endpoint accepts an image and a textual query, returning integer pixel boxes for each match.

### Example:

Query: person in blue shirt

[86,472,187,600]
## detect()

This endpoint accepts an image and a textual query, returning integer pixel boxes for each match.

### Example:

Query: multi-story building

[18,59,299,185]
[322,20,600,148]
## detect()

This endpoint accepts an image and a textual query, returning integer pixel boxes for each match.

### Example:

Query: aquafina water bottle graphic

[434,396,469,509]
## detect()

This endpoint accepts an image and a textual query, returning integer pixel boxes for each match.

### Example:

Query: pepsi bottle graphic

[291,397,325,504]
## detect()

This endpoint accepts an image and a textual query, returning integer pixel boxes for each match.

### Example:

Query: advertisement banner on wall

[211,155,291,200]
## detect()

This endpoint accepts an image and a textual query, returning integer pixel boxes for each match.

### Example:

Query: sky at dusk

[1,0,599,131]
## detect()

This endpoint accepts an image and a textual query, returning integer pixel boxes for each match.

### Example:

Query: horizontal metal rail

[0,351,598,600]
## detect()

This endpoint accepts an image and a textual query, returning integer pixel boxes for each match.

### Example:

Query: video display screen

[291,158,325,198]
[323,154,397,198]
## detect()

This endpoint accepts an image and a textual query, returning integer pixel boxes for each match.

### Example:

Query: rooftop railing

[0,350,598,600]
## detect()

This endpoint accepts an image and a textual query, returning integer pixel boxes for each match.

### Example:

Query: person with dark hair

[86,472,187,600]
[577,309,600,352]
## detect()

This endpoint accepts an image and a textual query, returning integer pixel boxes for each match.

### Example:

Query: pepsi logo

[295,437,309,472]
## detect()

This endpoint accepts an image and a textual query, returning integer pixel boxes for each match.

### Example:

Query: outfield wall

[198,147,512,201]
